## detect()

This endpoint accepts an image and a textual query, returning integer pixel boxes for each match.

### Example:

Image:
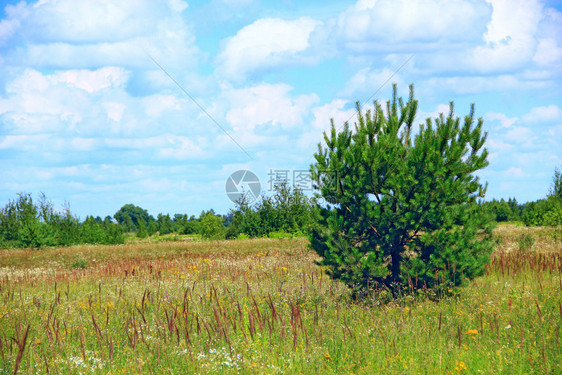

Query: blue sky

[0,0,561,219]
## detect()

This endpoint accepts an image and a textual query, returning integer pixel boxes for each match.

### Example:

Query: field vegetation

[0,224,560,374]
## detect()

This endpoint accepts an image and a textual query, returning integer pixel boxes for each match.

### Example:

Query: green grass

[0,224,560,374]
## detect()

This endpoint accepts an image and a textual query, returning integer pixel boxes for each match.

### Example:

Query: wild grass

[0,224,560,374]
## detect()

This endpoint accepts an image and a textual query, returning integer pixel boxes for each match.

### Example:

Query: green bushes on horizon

[0,193,124,248]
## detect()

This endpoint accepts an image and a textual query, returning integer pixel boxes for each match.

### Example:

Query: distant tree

[182,215,200,234]
[507,197,521,218]
[81,216,106,244]
[147,218,158,236]
[14,193,44,247]
[53,206,81,246]
[173,214,188,233]
[549,167,562,200]
[227,184,315,238]
[310,84,495,293]
[522,167,562,226]
[114,204,150,230]
[123,216,135,232]
[157,213,174,235]
[484,198,518,222]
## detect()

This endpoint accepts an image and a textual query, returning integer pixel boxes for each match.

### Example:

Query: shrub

[198,212,226,240]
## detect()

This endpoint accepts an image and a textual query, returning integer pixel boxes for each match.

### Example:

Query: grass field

[0,224,561,374]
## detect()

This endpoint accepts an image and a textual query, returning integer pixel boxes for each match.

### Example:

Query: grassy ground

[0,224,560,374]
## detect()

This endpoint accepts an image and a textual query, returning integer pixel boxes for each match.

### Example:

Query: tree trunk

[390,246,402,283]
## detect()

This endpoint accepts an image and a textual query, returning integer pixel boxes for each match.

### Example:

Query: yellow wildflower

[454,361,467,372]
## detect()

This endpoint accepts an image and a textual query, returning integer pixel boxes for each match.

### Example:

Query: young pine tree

[310,84,495,293]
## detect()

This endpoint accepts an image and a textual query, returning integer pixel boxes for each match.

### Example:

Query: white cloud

[156,135,207,160]
[56,68,129,93]
[0,2,28,46]
[417,104,453,123]
[422,74,548,94]
[21,1,171,43]
[1,0,200,73]
[311,99,355,130]
[469,0,543,72]
[332,0,489,52]
[504,167,525,178]
[521,104,562,123]
[485,112,518,128]
[297,99,357,152]
[225,83,318,131]
[533,38,562,66]
[1,68,129,134]
[488,139,515,152]
[216,17,321,81]
[168,0,188,13]
[341,67,406,100]
[103,102,126,123]
[504,126,534,143]
[143,95,184,117]
[0,66,215,164]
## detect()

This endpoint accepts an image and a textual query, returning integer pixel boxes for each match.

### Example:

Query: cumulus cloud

[504,126,535,143]
[1,0,199,75]
[521,104,562,123]
[311,99,356,130]
[469,0,543,72]
[216,17,321,82]
[331,0,489,53]
[0,68,129,135]
[421,74,548,95]
[504,167,525,178]
[224,83,318,131]
[533,38,562,66]
[485,112,518,128]
[340,67,407,100]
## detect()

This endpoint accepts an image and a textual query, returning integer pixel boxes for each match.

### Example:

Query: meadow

[0,224,560,374]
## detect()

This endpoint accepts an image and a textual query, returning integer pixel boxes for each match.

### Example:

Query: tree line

[0,183,317,248]
[482,168,562,226]
[1,169,560,249]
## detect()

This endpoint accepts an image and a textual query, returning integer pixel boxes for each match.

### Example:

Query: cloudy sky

[1,0,561,219]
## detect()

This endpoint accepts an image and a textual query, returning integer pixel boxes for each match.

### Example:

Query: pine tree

[310,84,495,293]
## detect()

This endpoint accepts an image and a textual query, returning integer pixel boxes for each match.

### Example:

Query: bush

[198,212,225,240]
[268,230,292,239]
